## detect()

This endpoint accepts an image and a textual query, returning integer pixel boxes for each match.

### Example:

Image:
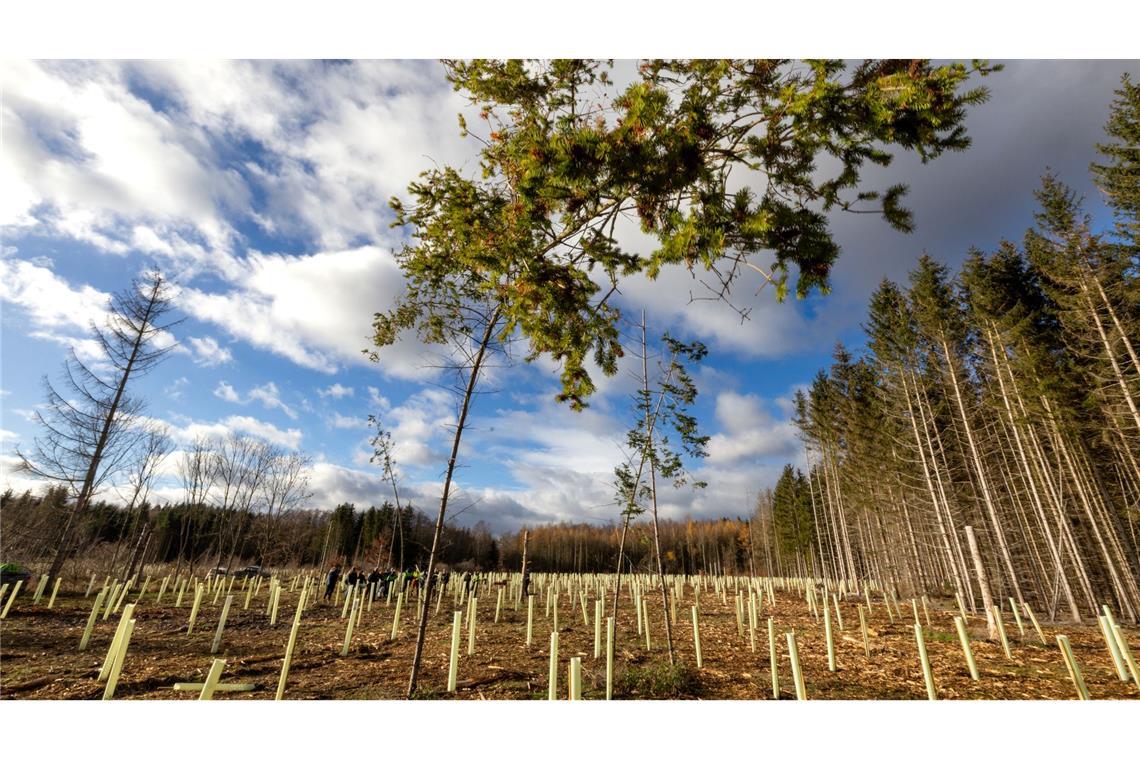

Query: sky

[2,59,1138,536]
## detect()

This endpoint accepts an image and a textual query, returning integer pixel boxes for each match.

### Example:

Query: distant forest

[1,486,760,577]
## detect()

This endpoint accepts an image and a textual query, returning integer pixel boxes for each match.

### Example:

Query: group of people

[323,564,492,601]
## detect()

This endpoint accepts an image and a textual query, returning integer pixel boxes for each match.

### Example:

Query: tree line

[1,488,502,575]
[759,76,1140,623]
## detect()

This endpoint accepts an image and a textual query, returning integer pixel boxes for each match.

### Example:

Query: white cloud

[0,60,243,264]
[213,381,241,403]
[212,380,298,420]
[248,382,298,420]
[181,245,435,378]
[168,414,302,450]
[0,256,109,331]
[318,383,355,399]
[706,391,800,464]
[164,376,190,401]
[329,412,368,430]
[187,335,233,366]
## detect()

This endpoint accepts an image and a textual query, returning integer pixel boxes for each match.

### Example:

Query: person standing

[367,566,381,599]
[325,565,340,601]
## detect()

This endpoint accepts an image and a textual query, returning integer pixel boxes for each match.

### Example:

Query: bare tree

[16,272,179,583]
[108,423,173,577]
[257,450,313,566]
[176,435,217,573]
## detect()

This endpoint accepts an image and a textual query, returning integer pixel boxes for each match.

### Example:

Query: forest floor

[2,579,1138,700]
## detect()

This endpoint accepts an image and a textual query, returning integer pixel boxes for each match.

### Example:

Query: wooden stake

[101,618,136,700]
[1008,597,1025,638]
[824,599,836,672]
[211,594,233,654]
[341,598,359,656]
[858,605,870,658]
[1056,634,1089,700]
[186,585,204,635]
[79,588,108,651]
[915,623,937,700]
[1098,615,1128,681]
[390,591,404,641]
[269,585,281,626]
[594,599,602,658]
[199,658,226,701]
[786,630,806,700]
[606,617,614,701]
[99,603,136,681]
[276,588,307,700]
[32,574,48,603]
[548,631,559,700]
[954,616,979,680]
[1110,623,1139,689]
[467,595,477,655]
[447,611,462,692]
[768,617,779,698]
[526,594,534,646]
[1023,602,1046,645]
[45,578,62,610]
[691,605,703,668]
[993,605,1012,659]
[0,580,19,618]
[569,656,582,701]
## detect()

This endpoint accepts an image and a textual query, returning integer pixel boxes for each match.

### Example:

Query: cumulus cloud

[167,414,302,450]
[187,335,233,366]
[318,383,354,399]
[212,380,298,419]
[180,245,435,378]
[0,255,110,332]
[213,381,241,403]
[706,391,800,464]
[329,412,368,430]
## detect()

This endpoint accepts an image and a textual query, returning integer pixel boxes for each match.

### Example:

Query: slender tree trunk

[406,310,499,699]
[45,279,163,584]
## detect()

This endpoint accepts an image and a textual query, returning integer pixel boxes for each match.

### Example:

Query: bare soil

[2,580,1138,700]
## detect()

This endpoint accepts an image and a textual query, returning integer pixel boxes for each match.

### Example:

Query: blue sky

[2,59,1137,534]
